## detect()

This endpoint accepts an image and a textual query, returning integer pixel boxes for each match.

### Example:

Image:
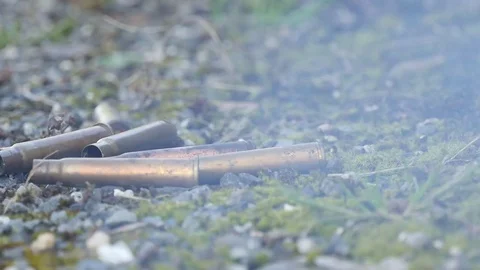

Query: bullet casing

[197,141,326,184]
[30,142,326,188]
[93,101,131,133]
[113,140,256,159]
[30,158,198,187]
[82,120,183,158]
[0,123,114,175]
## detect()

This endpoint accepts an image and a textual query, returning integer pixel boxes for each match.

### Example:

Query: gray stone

[149,232,178,246]
[315,256,364,270]
[296,237,316,255]
[398,231,430,249]
[220,172,261,188]
[6,202,30,214]
[258,260,309,270]
[142,216,164,228]
[374,257,409,270]
[105,209,137,227]
[76,259,110,270]
[416,118,441,137]
[50,210,68,225]
[220,173,242,188]
[173,185,211,203]
[37,195,73,213]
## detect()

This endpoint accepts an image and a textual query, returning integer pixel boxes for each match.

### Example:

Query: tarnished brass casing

[93,101,131,133]
[0,123,114,175]
[114,140,256,159]
[197,141,326,184]
[81,121,183,158]
[30,142,326,188]
[30,158,198,187]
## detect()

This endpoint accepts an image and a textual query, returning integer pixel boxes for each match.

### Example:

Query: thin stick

[102,15,166,34]
[444,135,480,165]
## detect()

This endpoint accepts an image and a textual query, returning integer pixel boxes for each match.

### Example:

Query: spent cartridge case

[30,142,326,188]
[93,101,131,133]
[0,123,114,175]
[113,140,256,159]
[81,120,183,158]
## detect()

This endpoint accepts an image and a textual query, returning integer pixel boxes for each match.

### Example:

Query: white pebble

[97,241,134,265]
[86,231,110,251]
[297,237,316,254]
[0,215,11,225]
[70,191,83,203]
[30,232,56,253]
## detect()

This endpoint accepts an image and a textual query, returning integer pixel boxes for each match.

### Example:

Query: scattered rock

[373,257,409,270]
[87,231,111,251]
[398,231,430,249]
[105,209,137,227]
[50,210,68,224]
[142,216,164,228]
[37,194,73,213]
[220,173,263,188]
[42,43,93,60]
[97,241,134,265]
[5,202,30,214]
[315,256,364,270]
[173,185,211,203]
[30,232,56,253]
[326,234,350,257]
[71,191,84,203]
[416,118,441,137]
[296,237,316,254]
[230,246,249,261]
[76,259,110,270]
[258,260,309,270]
[136,241,159,265]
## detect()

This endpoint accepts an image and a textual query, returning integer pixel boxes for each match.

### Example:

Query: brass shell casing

[81,121,183,158]
[197,141,326,184]
[113,140,256,159]
[93,101,131,134]
[0,123,114,175]
[29,142,326,188]
[30,158,198,187]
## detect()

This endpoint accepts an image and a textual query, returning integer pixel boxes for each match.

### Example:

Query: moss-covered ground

[1,0,480,269]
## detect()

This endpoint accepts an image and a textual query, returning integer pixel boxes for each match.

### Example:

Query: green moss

[340,148,406,173]
[209,188,235,205]
[29,17,76,45]
[351,221,438,263]
[136,200,196,224]
[409,254,443,270]
[154,264,177,270]
[0,21,21,49]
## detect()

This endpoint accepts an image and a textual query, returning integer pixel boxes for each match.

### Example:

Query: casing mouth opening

[82,145,103,158]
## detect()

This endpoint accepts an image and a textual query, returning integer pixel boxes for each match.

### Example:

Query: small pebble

[105,209,137,227]
[30,232,56,253]
[0,215,11,225]
[86,231,111,251]
[375,257,409,270]
[296,237,316,254]
[230,246,249,261]
[142,216,164,228]
[76,259,110,270]
[397,231,430,249]
[71,192,83,203]
[97,241,134,265]
[50,210,68,224]
[324,135,338,143]
[315,256,361,270]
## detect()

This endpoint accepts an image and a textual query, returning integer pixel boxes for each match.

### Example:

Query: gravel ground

[1,0,480,269]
